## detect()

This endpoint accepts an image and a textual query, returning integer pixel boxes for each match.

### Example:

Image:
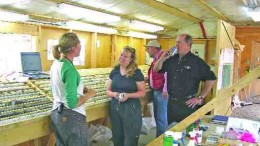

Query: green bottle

[163,131,173,146]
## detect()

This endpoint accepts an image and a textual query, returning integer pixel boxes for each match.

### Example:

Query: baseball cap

[144,40,160,48]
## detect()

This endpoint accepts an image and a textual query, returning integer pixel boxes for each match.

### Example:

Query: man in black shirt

[153,34,216,123]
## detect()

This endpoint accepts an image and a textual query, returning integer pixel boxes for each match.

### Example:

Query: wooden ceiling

[0,0,260,38]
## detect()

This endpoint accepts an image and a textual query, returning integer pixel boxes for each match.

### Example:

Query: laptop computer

[20,52,49,79]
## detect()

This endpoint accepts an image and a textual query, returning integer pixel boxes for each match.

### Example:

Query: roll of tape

[215,126,225,135]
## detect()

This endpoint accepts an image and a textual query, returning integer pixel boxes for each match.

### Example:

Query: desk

[154,116,260,146]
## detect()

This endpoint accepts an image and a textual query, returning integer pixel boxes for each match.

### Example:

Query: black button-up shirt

[159,52,216,98]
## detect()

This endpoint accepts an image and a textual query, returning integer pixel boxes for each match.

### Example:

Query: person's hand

[166,48,174,56]
[161,51,170,61]
[118,93,129,102]
[86,89,96,98]
[113,92,119,99]
[162,92,168,99]
[186,97,203,108]
[144,76,149,83]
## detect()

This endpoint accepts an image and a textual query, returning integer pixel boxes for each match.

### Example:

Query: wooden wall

[73,30,92,69]
[158,38,216,65]
[0,22,38,36]
[236,27,260,77]
[96,33,112,68]
[130,37,146,65]
[0,22,146,71]
[39,26,68,71]
[110,36,146,67]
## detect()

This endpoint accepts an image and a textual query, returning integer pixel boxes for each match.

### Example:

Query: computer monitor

[21,52,42,73]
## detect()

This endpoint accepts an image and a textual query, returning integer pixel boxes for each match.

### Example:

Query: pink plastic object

[240,132,256,143]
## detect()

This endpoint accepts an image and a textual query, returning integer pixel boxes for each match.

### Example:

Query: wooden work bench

[0,93,151,146]
[0,65,150,146]
[0,102,109,146]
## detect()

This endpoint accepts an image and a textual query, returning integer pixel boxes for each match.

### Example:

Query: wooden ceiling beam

[136,0,202,23]
[47,0,178,31]
[232,21,260,27]
[192,0,231,22]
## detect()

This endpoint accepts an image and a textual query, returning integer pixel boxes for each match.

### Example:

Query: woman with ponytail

[50,32,96,146]
[106,46,146,146]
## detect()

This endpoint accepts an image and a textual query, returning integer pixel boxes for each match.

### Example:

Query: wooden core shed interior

[0,0,260,146]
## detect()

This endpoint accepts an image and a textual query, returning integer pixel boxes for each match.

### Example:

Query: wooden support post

[111,35,117,67]
[140,38,147,65]
[91,32,97,68]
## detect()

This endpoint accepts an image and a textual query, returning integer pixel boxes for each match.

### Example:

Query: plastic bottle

[163,131,173,146]
[187,131,196,146]
[172,139,178,146]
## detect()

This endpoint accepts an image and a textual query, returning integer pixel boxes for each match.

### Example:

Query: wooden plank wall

[0,22,38,36]
[158,38,216,64]
[73,30,92,69]
[131,37,146,65]
[96,33,112,68]
[111,36,146,66]
[39,26,69,71]
[236,27,260,77]
[0,22,146,71]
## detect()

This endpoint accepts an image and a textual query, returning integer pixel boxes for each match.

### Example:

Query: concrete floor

[231,95,260,121]
[90,128,156,146]
[138,128,156,146]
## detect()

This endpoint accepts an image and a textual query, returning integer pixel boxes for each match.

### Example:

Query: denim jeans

[152,90,168,137]
[51,109,89,146]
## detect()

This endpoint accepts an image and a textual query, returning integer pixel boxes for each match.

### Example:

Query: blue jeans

[152,90,168,137]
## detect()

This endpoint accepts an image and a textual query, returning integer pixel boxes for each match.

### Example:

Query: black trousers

[109,99,142,146]
[167,97,198,123]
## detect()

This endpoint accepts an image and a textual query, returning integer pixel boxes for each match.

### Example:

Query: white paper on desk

[226,117,260,142]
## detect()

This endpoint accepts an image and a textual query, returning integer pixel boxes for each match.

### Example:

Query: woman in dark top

[106,46,146,146]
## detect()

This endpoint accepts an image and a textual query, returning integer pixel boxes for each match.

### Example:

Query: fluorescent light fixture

[0,0,29,5]
[127,31,157,39]
[248,7,260,22]
[0,11,29,22]
[66,21,117,34]
[58,3,120,23]
[129,20,164,32]
[71,0,112,9]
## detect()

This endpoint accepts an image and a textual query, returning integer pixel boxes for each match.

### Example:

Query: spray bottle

[171,132,183,146]
[187,131,196,146]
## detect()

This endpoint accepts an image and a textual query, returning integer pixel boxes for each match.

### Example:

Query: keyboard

[23,72,50,79]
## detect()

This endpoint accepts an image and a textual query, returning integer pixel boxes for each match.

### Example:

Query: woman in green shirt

[50,32,95,146]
